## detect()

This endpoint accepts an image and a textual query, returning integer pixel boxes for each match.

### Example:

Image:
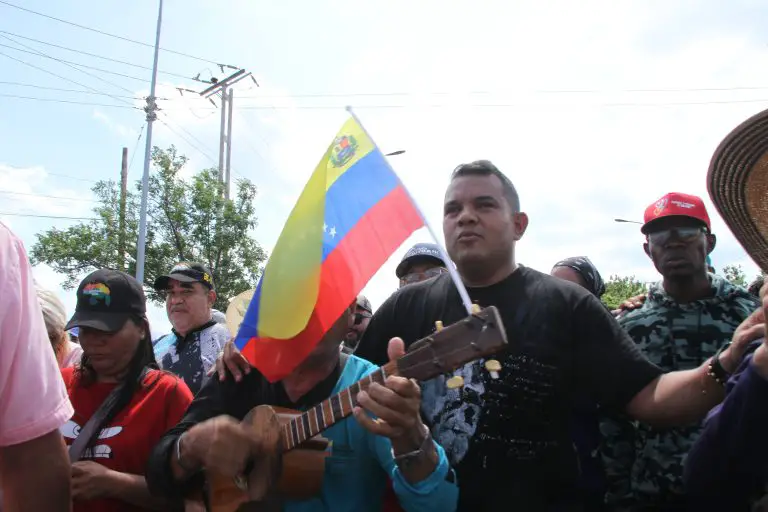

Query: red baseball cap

[641,192,711,234]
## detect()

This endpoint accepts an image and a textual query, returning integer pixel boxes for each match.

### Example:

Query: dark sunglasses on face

[354,312,372,325]
[400,267,447,286]
[648,226,707,246]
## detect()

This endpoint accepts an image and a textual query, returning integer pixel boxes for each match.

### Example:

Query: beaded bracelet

[706,342,732,387]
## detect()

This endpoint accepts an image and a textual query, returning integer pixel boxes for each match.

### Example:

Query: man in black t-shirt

[353,160,748,511]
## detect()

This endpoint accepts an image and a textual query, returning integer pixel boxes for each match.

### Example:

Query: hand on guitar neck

[354,337,438,484]
[201,338,438,485]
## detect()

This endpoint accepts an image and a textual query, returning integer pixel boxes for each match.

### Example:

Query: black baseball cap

[395,243,448,279]
[153,262,215,291]
[65,269,147,332]
[356,295,372,313]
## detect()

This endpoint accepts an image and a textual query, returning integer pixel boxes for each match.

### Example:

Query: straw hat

[707,108,768,272]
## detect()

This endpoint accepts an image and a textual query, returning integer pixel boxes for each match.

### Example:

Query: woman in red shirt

[61,269,193,511]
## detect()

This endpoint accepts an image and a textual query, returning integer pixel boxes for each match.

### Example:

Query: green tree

[602,275,647,310]
[722,264,747,287]
[31,146,266,310]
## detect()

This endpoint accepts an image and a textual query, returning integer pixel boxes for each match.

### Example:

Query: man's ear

[643,242,651,258]
[512,212,529,241]
[707,234,717,254]
[207,289,217,307]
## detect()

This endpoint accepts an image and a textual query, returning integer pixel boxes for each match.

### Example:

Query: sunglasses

[400,267,447,286]
[648,226,707,246]
[353,312,372,325]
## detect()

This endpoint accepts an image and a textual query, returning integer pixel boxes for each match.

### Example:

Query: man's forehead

[166,279,197,290]
[445,174,504,202]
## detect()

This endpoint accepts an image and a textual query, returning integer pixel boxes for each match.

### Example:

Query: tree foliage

[602,274,647,310]
[31,146,266,310]
[722,264,747,288]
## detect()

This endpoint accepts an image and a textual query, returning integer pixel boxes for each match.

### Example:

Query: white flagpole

[346,106,474,316]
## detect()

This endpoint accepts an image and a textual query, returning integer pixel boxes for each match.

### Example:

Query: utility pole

[135,0,163,285]
[224,88,234,199]
[197,68,255,198]
[118,147,128,271]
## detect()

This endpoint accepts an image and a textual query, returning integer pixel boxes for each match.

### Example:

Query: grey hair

[36,288,68,338]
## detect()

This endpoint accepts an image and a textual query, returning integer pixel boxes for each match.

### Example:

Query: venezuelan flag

[234,116,424,381]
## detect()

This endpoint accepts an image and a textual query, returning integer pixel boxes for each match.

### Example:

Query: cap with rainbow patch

[65,269,147,332]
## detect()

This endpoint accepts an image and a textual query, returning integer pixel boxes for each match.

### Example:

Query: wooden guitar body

[207,405,330,512]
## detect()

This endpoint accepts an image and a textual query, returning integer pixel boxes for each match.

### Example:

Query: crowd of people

[2,106,768,512]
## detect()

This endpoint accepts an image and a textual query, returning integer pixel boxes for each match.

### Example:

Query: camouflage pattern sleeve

[600,412,638,508]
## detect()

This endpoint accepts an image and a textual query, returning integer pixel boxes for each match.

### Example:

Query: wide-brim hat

[708,108,768,272]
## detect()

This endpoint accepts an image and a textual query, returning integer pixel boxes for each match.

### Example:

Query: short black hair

[451,160,520,212]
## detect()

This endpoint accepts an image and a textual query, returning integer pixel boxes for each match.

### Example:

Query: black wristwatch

[707,342,732,387]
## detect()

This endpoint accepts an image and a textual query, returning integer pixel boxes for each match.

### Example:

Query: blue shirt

[684,340,768,509]
[287,356,457,512]
[147,354,458,511]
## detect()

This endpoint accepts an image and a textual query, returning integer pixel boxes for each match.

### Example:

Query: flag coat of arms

[234,116,424,381]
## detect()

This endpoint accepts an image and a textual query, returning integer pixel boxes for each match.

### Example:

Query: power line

[128,125,145,173]
[160,114,218,157]
[2,168,100,183]
[235,85,768,100]
[44,172,99,183]
[0,41,148,84]
[0,81,171,101]
[161,97,768,111]
[0,0,227,66]
[157,114,247,182]
[0,32,139,103]
[0,49,136,105]
[0,30,193,80]
[0,93,139,109]
[0,212,96,220]
[0,190,98,202]
[156,116,219,167]
[0,81,143,99]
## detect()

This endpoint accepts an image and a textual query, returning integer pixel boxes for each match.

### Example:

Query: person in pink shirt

[0,221,73,511]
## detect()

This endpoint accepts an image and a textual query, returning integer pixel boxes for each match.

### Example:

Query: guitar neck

[281,360,399,451]
[280,306,508,452]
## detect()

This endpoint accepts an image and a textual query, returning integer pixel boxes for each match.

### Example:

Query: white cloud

[92,110,140,140]
[0,163,94,220]
[16,1,768,322]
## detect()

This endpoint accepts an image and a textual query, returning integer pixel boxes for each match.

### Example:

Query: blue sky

[2,0,767,335]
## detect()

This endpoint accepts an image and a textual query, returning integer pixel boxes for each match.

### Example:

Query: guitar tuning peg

[471,303,481,314]
[446,375,465,390]
[484,359,501,380]
[435,320,444,331]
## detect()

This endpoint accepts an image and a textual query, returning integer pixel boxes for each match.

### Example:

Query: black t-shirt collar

[172,319,217,348]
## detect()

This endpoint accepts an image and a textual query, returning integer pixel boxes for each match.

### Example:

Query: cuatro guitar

[206,305,508,511]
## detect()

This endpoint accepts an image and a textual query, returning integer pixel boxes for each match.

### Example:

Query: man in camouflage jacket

[601,193,760,510]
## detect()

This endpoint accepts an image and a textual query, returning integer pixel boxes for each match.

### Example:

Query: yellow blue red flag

[234,117,424,381]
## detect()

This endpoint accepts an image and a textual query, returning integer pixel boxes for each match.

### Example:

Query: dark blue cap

[395,243,447,278]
